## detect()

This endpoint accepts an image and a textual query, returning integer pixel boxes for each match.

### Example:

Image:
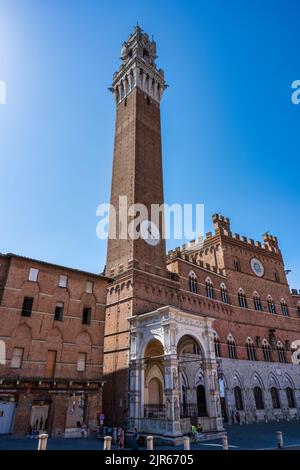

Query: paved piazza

[0,422,300,450]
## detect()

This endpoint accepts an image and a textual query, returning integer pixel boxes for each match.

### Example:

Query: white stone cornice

[111,27,167,104]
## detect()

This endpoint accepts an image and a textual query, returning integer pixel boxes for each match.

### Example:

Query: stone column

[203,358,224,431]
[164,354,181,436]
[129,359,142,429]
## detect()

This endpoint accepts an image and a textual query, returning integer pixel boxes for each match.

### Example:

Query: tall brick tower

[105,25,167,278]
[103,27,176,425]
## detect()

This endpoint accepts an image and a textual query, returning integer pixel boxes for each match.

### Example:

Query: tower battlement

[111,25,167,105]
[212,213,231,235]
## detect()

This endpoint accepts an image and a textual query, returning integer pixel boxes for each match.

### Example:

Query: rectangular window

[82,307,92,325]
[29,268,39,282]
[11,347,24,368]
[59,275,68,288]
[54,302,64,321]
[77,352,87,372]
[21,297,33,317]
[86,281,93,294]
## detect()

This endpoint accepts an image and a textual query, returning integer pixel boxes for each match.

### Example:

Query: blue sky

[0,0,299,288]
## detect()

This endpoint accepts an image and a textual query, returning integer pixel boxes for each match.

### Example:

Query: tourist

[132,427,140,450]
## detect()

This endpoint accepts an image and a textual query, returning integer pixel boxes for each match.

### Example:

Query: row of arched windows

[214,335,287,363]
[188,272,291,316]
[234,386,295,411]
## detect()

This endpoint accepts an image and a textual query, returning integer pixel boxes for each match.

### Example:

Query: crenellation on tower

[111,25,167,105]
[212,213,231,236]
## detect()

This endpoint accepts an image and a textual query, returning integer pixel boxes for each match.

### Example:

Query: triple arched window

[246,337,256,361]
[238,288,248,309]
[280,299,289,316]
[188,271,198,294]
[262,340,272,362]
[277,341,286,363]
[227,334,237,359]
[267,296,276,314]
[253,292,262,311]
[220,283,229,304]
[205,278,214,299]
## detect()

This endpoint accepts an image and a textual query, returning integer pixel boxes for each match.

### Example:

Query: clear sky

[0,0,299,289]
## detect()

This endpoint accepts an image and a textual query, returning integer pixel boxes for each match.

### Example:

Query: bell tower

[103,27,173,426]
[105,25,167,277]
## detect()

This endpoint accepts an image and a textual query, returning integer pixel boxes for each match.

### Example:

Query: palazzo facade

[1,26,300,442]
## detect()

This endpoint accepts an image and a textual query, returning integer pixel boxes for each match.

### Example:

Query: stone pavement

[0,421,300,450]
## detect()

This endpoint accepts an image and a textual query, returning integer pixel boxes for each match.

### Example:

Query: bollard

[147,435,154,450]
[38,433,48,450]
[222,434,229,450]
[103,435,112,450]
[276,431,284,449]
[183,436,190,450]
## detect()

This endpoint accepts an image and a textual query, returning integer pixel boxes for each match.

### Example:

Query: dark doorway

[196,385,207,416]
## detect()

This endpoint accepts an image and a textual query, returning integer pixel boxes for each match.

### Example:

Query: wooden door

[45,350,57,377]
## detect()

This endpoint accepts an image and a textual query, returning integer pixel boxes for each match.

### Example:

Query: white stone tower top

[111,25,167,104]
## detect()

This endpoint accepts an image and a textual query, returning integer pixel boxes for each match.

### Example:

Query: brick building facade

[0,254,107,436]
[0,26,300,441]
[102,26,300,441]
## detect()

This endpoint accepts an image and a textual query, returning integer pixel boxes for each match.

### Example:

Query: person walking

[120,427,125,449]
[132,427,140,450]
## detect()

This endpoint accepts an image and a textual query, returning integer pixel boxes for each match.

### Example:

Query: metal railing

[144,404,166,419]
[180,403,207,418]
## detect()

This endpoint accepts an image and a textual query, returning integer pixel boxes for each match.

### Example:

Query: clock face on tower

[250,258,265,277]
[140,220,161,246]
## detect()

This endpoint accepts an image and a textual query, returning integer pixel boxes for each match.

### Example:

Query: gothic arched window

[214,336,221,358]
[206,278,214,299]
[253,292,262,311]
[188,271,198,294]
[227,335,237,359]
[277,342,286,363]
[280,299,289,316]
[267,296,276,314]
[238,289,247,309]
[220,283,229,304]
[262,340,271,362]
[246,337,256,361]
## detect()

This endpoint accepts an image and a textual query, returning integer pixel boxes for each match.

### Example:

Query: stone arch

[268,372,280,389]
[145,364,164,404]
[251,371,265,389]
[284,373,295,389]
[232,371,244,389]
[139,335,164,359]
[177,334,204,358]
